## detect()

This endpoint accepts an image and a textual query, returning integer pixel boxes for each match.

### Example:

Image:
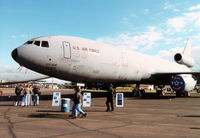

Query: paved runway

[1,91,200,137]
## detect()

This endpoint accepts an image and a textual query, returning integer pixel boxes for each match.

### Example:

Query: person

[23,84,32,106]
[71,86,87,118]
[106,84,115,112]
[15,84,23,106]
[33,86,40,106]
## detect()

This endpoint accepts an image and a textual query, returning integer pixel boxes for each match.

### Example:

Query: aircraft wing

[0,76,50,85]
[0,66,50,85]
[145,72,200,85]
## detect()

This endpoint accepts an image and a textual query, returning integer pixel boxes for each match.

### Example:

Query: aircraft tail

[174,38,194,68]
[182,38,192,56]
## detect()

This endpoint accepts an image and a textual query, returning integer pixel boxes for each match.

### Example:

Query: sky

[1,0,200,83]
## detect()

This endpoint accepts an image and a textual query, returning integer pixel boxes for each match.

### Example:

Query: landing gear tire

[132,89,145,97]
[156,90,165,96]
[176,91,190,97]
[132,89,138,97]
[139,89,145,98]
[183,91,191,97]
[176,91,182,97]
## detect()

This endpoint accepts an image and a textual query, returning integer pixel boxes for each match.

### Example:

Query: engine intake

[174,53,195,68]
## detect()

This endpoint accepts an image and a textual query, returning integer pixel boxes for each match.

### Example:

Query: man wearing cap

[106,84,115,112]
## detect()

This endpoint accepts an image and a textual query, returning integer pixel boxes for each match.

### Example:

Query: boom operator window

[41,41,49,48]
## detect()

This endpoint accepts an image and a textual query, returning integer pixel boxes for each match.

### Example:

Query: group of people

[15,83,115,118]
[15,84,40,106]
[70,84,115,119]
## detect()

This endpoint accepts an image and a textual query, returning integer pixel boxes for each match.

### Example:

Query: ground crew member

[15,84,23,106]
[106,84,115,112]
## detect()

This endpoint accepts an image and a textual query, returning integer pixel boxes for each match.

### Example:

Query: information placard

[116,93,124,107]
[83,93,91,107]
[52,92,61,106]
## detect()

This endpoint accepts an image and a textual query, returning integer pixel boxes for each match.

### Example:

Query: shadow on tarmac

[0,104,13,106]
[28,113,71,119]
[37,110,62,113]
[177,115,200,118]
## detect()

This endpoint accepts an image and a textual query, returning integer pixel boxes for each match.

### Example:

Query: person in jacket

[106,84,115,112]
[15,84,23,106]
[71,86,87,118]
[33,86,40,106]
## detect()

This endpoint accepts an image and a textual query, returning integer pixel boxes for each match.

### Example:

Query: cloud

[10,34,32,39]
[165,10,200,34]
[173,9,180,12]
[163,2,174,10]
[189,4,200,11]
[121,17,129,24]
[167,17,186,32]
[144,9,149,15]
[97,27,163,51]
[11,35,17,39]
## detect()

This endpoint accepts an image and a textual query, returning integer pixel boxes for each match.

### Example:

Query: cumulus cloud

[189,4,200,11]
[167,17,186,32]
[166,11,200,33]
[173,9,180,12]
[163,2,174,10]
[97,27,163,51]
[10,34,32,39]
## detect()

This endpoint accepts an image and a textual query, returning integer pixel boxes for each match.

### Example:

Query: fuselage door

[63,41,71,59]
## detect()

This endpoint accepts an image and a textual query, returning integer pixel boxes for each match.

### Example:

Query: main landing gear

[155,85,165,96]
[132,84,146,97]
[176,91,191,97]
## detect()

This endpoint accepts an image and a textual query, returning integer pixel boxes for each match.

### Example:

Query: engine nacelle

[174,53,195,68]
[170,75,196,92]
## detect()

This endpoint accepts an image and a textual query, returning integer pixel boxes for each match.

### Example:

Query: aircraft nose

[11,48,18,60]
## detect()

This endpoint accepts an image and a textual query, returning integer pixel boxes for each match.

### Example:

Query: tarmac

[1,89,200,138]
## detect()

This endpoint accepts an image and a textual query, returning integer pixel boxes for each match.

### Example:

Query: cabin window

[41,41,49,48]
[24,41,33,45]
[34,41,40,46]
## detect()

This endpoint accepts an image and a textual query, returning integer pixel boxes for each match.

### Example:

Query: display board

[52,92,61,106]
[83,92,91,107]
[116,93,124,107]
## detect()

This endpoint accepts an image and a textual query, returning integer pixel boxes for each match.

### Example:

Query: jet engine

[170,74,196,92]
[174,53,195,68]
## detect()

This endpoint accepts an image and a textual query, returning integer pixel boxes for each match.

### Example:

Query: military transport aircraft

[11,36,200,96]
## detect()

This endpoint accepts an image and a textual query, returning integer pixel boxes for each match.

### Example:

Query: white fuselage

[13,36,190,83]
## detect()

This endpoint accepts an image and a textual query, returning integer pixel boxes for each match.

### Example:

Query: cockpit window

[24,41,33,45]
[34,41,40,46]
[41,41,49,48]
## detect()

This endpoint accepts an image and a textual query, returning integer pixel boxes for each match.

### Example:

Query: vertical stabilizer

[182,38,191,56]
[174,38,195,68]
